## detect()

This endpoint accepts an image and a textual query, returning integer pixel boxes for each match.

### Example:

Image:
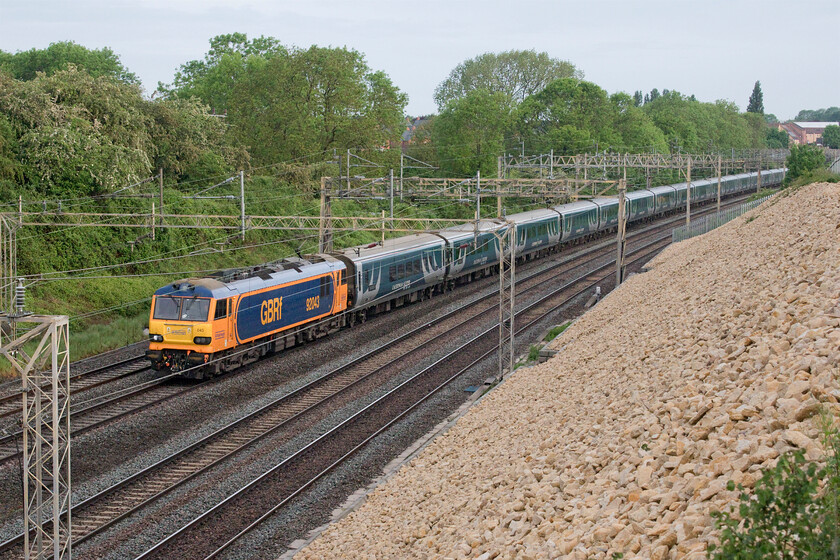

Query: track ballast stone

[295,182,840,560]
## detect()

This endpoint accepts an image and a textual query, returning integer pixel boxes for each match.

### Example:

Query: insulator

[15,279,25,314]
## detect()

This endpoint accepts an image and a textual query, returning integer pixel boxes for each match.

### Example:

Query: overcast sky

[1,0,837,120]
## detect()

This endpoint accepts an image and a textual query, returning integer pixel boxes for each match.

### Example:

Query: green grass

[747,188,776,202]
[544,322,569,342]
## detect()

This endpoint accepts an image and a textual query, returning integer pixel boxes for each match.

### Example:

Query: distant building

[401,116,432,151]
[776,121,839,145]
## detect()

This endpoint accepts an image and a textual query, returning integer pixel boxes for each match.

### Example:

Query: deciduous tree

[0,41,138,84]
[227,45,406,164]
[821,124,840,149]
[434,50,582,109]
[431,89,512,177]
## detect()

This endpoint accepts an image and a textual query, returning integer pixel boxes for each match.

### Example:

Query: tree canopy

[0,66,242,196]
[226,45,406,164]
[431,89,512,176]
[794,107,840,122]
[433,50,582,110]
[0,41,138,84]
[822,125,840,149]
[765,127,789,149]
[747,81,764,114]
[159,32,285,114]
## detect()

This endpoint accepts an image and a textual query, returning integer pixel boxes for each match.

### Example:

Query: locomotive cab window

[214,298,228,320]
[181,298,210,321]
[320,275,331,297]
[153,296,181,320]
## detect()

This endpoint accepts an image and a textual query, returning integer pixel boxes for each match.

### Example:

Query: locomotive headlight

[149,334,164,342]
[193,336,212,345]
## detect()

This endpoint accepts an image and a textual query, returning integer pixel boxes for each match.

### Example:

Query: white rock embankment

[296,182,840,560]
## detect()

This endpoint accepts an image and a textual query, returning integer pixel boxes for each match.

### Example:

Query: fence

[672,195,774,243]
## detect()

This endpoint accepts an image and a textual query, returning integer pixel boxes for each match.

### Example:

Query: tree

[786,144,825,181]
[765,127,789,149]
[226,45,406,164]
[610,92,668,153]
[433,50,582,109]
[0,65,242,196]
[633,90,643,107]
[0,41,138,84]
[794,107,840,122]
[822,124,840,149]
[747,81,764,114]
[643,91,764,152]
[648,88,660,103]
[431,89,512,177]
[160,32,286,113]
[515,79,621,155]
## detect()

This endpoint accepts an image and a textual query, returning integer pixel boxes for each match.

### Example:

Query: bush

[785,144,826,183]
[710,416,840,559]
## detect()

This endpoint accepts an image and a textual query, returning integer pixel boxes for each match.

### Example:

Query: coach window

[214,298,228,320]
[389,265,397,282]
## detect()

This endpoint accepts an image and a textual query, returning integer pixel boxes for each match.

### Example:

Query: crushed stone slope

[296,183,840,560]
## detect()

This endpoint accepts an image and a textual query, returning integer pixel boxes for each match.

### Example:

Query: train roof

[437,219,506,242]
[506,208,560,225]
[590,197,618,208]
[625,190,655,201]
[648,185,677,195]
[335,232,444,264]
[154,256,343,299]
[552,200,598,215]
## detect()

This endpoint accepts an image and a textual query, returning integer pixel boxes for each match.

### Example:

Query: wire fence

[672,195,774,243]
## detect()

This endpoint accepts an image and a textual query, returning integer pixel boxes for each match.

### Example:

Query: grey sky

[1,0,837,120]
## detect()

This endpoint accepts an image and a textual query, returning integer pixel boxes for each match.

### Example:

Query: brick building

[775,121,839,145]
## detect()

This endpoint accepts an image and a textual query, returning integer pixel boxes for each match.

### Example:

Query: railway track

[0,209,668,557]
[0,356,149,421]
[0,371,191,464]
[0,193,761,559]
[135,228,673,560]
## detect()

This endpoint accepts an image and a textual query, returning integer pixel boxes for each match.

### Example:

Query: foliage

[0,67,241,197]
[822,125,840,149]
[515,79,669,155]
[786,144,826,182]
[159,32,285,113]
[785,168,839,189]
[544,323,569,342]
[226,45,406,165]
[766,127,790,149]
[516,78,621,155]
[795,107,840,122]
[431,88,512,176]
[610,92,669,153]
[747,81,764,114]
[710,418,840,560]
[643,91,764,152]
[0,41,138,84]
[433,50,582,110]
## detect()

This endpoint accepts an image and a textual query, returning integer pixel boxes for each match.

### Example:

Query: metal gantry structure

[0,314,72,560]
